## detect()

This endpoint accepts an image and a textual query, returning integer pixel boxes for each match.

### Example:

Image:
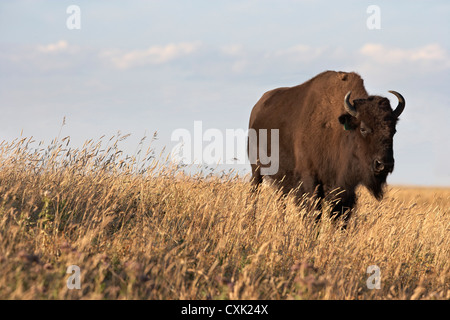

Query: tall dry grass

[0,134,448,299]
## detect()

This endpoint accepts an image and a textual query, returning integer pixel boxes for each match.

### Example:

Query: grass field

[0,135,448,300]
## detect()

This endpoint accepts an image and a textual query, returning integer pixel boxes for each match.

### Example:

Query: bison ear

[338,114,356,131]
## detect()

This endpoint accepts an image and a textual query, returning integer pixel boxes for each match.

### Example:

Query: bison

[248,70,405,223]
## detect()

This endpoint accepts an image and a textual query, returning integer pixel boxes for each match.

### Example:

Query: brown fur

[248,70,403,222]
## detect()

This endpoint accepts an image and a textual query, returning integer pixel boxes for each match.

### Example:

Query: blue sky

[0,1,449,186]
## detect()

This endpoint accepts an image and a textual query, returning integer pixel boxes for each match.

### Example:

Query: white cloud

[100,41,202,69]
[360,43,450,69]
[0,40,83,73]
[37,40,69,53]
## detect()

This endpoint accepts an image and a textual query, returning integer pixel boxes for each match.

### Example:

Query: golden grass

[0,135,448,300]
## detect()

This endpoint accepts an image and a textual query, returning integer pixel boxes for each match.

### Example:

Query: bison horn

[388,90,405,118]
[344,91,358,117]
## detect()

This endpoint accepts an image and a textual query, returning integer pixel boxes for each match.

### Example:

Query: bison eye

[360,127,369,137]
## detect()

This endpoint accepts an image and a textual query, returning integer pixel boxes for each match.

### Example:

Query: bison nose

[373,159,394,173]
[373,159,384,172]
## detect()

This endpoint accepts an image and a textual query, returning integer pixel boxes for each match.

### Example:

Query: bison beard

[366,172,388,201]
[248,70,405,225]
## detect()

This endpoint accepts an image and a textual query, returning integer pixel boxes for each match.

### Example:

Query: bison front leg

[250,163,263,193]
[293,174,324,218]
[330,190,356,226]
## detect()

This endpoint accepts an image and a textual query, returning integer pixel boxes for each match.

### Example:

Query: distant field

[0,136,448,299]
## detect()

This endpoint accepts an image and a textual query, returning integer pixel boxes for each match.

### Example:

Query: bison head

[338,91,405,199]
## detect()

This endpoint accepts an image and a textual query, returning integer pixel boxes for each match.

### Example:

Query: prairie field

[0,135,448,300]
